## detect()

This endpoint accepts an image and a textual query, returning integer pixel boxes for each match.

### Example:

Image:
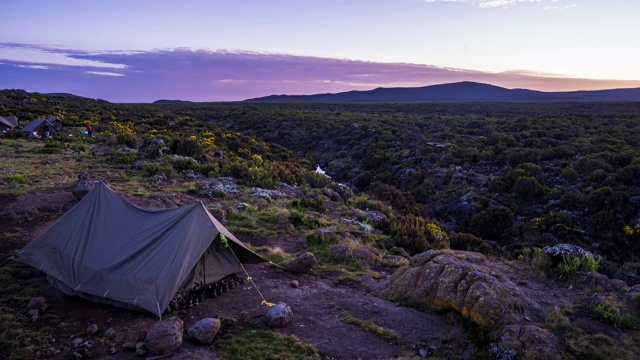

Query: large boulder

[543,243,593,264]
[352,246,379,264]
[285,252,316,273]
[374,250,542,328]
[145,317,183,355]
[187,318,221,344]
[328,243,352,259]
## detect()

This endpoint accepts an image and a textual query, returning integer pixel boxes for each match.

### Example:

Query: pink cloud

[1,44,639,102]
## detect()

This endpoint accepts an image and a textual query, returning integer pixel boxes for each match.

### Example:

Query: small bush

[450,232,495,255]
[39,141,62,154]
[555,254,600,278]
[289,209,324,229]
[289,195,327,214]
[7,174,29,184]
[116,133,138,149]
[198,162,220,177]
[171,156,199,172]
[74,151,96,160]
[169,137,204,158]
[381,215,449,254]
[2,128,25,139]
[353,195,391,216]
[246,166,279,189]
[592,302,639,330]
[544,306,576,334]
[305,230,340,248]
[471,206,516,243]
[108,149,138,165]
[141,162,173,177]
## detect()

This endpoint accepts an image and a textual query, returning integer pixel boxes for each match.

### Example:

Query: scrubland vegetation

[2,89,640,359]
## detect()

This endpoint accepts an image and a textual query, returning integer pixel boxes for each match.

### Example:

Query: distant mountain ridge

[245,81,640,103]
[153,99,194,104]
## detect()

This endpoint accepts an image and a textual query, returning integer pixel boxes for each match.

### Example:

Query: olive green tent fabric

[13,182,265,316]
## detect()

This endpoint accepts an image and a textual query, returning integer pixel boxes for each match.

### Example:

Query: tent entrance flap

[187,243,241,288]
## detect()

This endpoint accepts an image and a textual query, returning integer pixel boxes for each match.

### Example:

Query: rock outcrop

[374,249,564,359]
[375,250,543,328]
[497,324,561,360]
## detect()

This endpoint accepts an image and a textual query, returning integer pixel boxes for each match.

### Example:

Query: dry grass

[0,138,132,195]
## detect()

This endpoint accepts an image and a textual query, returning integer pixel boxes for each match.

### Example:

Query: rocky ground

[0,185,471,360]
[1,183,639,360]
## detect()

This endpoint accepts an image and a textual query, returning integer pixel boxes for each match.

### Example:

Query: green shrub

[116,133,137,149]
[382,215,449,254]
[289,209,323,229]
[592,302,639,330]
[142,162,174,177]
[74,151,96,160]
[39,141,62,154]
[305,230,340,248]
[246,166,279,189]
[555,255,600,278]
[169,137,204,158]
[289,194,327,213]
[301,171,333,189]
[108,149,138,165]
[220,161,249,180]
[471,206,516,243]
[2,128,25,139]
[198,162,220,177]
[7,174,29,184]
[451,232,495,255]
[353,195,391,216]
[171,156,199,172]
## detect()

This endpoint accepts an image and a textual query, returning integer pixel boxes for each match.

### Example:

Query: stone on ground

[187,318,221,344]
[285,252,316,273]
[266,302,293,327]
[145,316,183,355]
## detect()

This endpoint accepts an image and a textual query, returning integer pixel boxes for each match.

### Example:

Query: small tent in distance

[22,116,64,138]
[0,115,20,132]
[12,182,266,317]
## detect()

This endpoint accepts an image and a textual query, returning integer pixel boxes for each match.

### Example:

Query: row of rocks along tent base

[11,182,266,317]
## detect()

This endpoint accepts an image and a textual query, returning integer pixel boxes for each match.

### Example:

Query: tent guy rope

[220,233,275,308]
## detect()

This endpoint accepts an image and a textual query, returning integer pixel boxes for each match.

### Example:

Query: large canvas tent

[13,182,265,316]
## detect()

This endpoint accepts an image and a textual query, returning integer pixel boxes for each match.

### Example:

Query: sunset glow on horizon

[1,0,639,102]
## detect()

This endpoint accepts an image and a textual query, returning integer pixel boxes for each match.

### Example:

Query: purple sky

[1,1,639,102]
